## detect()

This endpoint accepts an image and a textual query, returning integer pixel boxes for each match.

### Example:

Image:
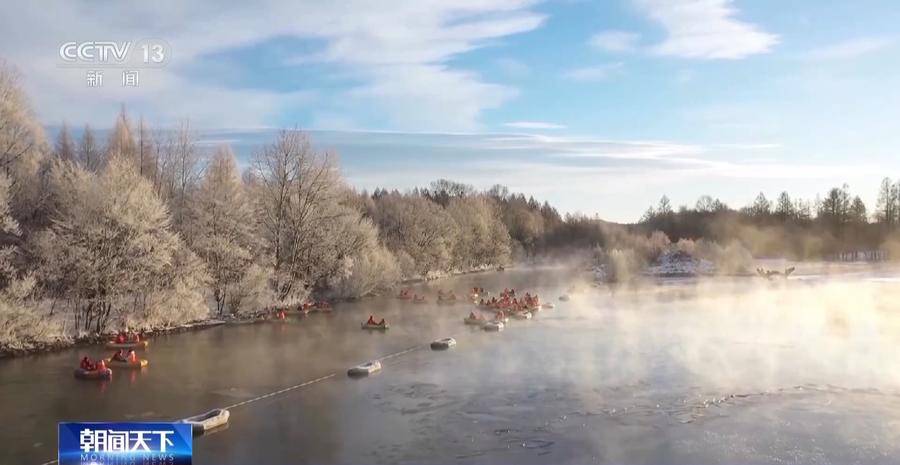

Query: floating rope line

[37,337,462,465]
[221,372,337,410]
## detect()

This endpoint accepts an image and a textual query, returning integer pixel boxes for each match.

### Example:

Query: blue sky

[3,0,900,221]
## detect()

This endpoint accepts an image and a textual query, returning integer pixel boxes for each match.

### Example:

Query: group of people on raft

[478,289,540,312]
[274,300,332,319]
[397,289,427,302]
[79,356,108,372]
[78,331,142,376]
[437,290,458,302]
[365,315,387,327]
[113,330,141,344]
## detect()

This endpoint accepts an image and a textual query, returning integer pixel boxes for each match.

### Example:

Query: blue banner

[59,422,192,465]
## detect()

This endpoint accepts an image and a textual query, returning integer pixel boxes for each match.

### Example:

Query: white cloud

[503,121,566,130]
[805,36,895,61]
[589,30,641,52]
[0,0,546,130]
[562,62,624,81]
[636,0,778,59]
[347,64,517,132]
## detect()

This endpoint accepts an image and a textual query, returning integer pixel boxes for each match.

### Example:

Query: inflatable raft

[361,322,390,330]
[179,409,230,435]
[348,360,382,377]
[483,321,504,332]
[430,337,457,350]
[464,316,485,326]
[104,340,149,350]
[73,367,112,380]
[105,358,149,369]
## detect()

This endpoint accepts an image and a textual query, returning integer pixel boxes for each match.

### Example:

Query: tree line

[2,58,897,350]
[1,62,580,350]
[639,182,900,259]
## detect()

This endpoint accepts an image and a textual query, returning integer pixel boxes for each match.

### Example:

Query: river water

[3,265,900,465]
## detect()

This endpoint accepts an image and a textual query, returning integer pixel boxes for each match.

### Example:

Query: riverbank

[0,318,232,359]
[0,264,505,359]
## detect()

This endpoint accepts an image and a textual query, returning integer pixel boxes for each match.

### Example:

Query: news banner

[58,422,192,465]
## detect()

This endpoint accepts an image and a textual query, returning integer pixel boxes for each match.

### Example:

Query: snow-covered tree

[35,155,207,333]
[189,146,256,315]
[251,129,370,300]
[53,123,75,162]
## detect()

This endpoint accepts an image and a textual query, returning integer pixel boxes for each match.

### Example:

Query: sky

[2,0,899,222]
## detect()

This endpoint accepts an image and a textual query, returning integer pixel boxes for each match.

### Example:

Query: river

[3,265,900,464]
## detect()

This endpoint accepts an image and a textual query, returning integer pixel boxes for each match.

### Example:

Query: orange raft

[73,367,112,380]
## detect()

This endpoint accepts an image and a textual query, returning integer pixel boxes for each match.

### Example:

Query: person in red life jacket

[367,315,377,325]
[469,311,478,320]
[113,349,128,362]
[96,359,107,371]
[80,356,95,371]
[128,349,137,362]
[115,332,126,344]
[378,318,385,325]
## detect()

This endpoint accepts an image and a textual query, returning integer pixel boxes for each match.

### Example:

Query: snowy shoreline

[0,265,502,359]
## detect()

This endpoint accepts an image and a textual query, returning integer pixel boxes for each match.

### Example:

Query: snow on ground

[645,250,716,277]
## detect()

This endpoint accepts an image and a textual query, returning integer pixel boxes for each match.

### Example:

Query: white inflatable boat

[464,316,485,326]
[482,321,504,332]
[347,360,382,377]
[179,409,230,435]
[430,337,457,350]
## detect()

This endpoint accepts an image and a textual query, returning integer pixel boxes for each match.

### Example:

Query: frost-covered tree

[53,123,75,162]
[373,192,458,277]
[328,218,399,299]
[35,155,207,333]
[77,124,104,172]
[251,129,370,300]
[106,107,136,161]
[0,174,62,351]
[189,146,256,315]
[446,196,510,269]
[0,61,45,178]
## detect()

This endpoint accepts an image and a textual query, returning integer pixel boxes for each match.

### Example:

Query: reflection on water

[2,266,900,464]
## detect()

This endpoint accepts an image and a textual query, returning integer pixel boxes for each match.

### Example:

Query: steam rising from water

[554,272,900,392]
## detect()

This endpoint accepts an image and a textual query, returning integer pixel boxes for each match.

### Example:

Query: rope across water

[37,340,443,465]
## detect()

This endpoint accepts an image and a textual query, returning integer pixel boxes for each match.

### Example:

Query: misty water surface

[2,266,900,465]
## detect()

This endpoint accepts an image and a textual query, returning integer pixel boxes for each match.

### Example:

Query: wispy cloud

[503,121,566,130]
[1,1,546,131]
[562,62,624,81]
[589,30,640,53]
[596,0,778,60]
[805,36,895,61]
